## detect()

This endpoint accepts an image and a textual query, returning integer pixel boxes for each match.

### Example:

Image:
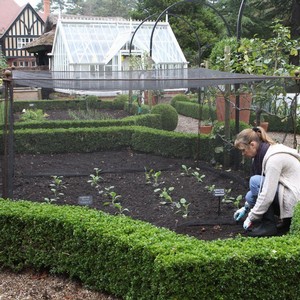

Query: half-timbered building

[0,0,48,68]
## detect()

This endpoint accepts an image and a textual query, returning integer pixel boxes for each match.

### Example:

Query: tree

[35,0,137,17]
[131,0,226,66]
[209,22,299,129]
[0,50,7,72]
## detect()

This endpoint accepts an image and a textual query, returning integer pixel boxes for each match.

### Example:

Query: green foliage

[64,0,137,18]
[151,104,178,131]
[84,95,100,110]
[154,186,174,204]
[180,164,192,176]
[191,167,206,182]
[87,168,103,189]
[170,94,191,108]
[68,109,112,120]
[124,101,151,115]
[175,198,190,218]
[19,109,48,122]
[131,0,224,65]
[209,25,298,76]
[144,168,162,187]
[2,199,300,299]
[44,176,66,203]
[113,94,128,110]
[0,101,4,125]
[0,50,8,71]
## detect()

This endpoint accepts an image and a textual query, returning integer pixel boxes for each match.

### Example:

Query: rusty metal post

[2,69,14,199]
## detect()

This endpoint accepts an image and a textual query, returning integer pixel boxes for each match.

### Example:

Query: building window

[17,37,34,49]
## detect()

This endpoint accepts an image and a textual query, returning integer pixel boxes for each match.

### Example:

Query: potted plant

[199,119,213,134]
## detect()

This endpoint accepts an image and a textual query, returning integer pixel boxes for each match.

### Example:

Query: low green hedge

[1,126,213,160]
[13,98,124,112]
[1,198,300,299]
[14,114,162,130]
[174,101,217,121]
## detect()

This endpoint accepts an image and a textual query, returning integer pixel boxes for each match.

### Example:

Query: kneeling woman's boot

[248,205,277,237]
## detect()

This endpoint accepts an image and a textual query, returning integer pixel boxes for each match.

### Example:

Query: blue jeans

[245,175,264,207]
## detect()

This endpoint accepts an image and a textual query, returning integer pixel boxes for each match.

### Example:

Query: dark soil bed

[6,108,259,240]
[7,109,253,240]
[12,149,249,240]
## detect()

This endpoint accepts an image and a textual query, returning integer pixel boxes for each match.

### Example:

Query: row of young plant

[44,162,243,221]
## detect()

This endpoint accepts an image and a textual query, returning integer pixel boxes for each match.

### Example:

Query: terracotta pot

[259,122,269,132]
[199,125,213,134]
[216,93,252,123]
[254,121,269,132]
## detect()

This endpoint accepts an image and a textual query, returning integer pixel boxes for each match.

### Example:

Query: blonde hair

[234,126,276,149]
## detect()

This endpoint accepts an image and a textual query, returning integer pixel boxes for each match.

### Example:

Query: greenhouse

[50,16,188,74]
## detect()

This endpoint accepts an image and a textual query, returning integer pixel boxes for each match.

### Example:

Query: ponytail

[234,126,276,148]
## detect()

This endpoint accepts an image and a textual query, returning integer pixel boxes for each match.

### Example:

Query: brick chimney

[44,0,50,17]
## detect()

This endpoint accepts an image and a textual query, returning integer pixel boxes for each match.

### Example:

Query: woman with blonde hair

[234,126,300,237]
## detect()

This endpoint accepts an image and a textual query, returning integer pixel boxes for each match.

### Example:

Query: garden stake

[214,188,225,216]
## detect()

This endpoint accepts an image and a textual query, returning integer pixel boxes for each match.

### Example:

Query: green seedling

[44,175,66,203]
[205,184,216,193]
[102,186,121,204]
[154,186,174,204]
[152,170,162,187]
[87,168,103,189]
[180,164,192,176]
[175,198,190,218]
[102,186,129,215]
[191,168,205,182]
[145,168,163,186]
[144,168,154,184]
[113,203,130,215]
[220,188,243,208]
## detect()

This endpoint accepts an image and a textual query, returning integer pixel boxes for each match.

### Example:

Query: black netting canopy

[12,68,283,91]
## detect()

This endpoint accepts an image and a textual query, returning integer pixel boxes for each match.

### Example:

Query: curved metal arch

[168,12,202,66]
[129,11,202,66]
[129,13,157,56]
[236,0,247,41]
[149,0,232,57]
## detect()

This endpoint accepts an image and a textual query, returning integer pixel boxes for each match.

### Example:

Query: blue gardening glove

[233,207,247,221]
[233,204,250,221]
[243,216,253,231]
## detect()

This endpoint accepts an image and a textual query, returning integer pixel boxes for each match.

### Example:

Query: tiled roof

[0,0,47,37]
[0,0,21,36]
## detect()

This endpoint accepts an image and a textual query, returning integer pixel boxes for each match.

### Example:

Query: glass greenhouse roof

[53,17,187,65]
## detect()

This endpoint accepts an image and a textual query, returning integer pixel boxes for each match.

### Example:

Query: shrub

[170,94,190,108]
[19,109,48,122]
[151,104,178,131]
[84,95,100,110]
[113,94,128,109]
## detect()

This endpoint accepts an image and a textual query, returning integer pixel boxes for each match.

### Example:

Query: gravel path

[175,115,300,149]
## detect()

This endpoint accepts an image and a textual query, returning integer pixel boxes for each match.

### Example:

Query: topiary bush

[170,94,191,108]
[113,94,129,109]
[151,104,178,131]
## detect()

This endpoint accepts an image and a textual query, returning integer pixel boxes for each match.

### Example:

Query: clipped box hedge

[1,198,300,299]
[175,101,217,121]
[13,98,123,112]
[13,114,162,130]
[3,126,212,160]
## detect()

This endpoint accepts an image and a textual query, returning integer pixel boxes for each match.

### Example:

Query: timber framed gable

[0,3,45,67]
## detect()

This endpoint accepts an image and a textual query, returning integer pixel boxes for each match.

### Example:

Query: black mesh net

[12,68,281,91]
